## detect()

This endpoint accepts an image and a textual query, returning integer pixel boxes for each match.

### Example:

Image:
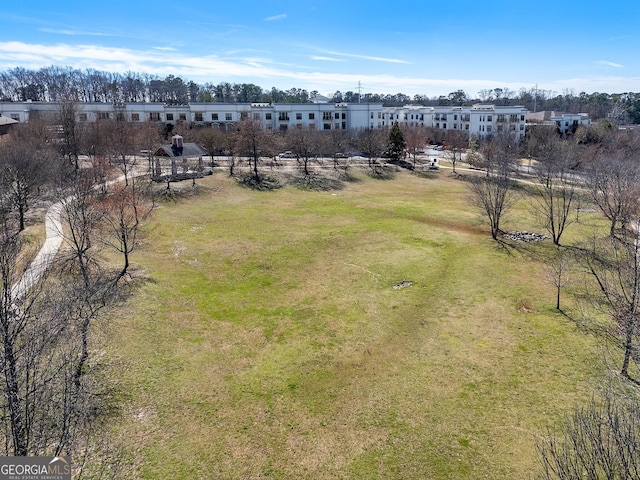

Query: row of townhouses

[0,101,529,141]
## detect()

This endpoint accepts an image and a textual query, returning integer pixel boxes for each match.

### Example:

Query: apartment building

[0,101,383,132]
[0,101,528,141]
[381,104,528,142]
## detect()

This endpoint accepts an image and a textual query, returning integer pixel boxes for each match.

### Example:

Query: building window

[309,113,315,120]
[116,112,125,121]
[253,113,260,120]
[179,114,187,121]
[335,113,340,119]
[521,115,525,121]
[195,112,203,121]
[324,123,331,130]
[371,113,374,119]
[510,114,518,122]
[78,113,87,122]
[266,113,272,120]
[323,112,332,121]
[296,113,302,120]
[378,112,382,119]
[486,125,492,132]
[240,112,248,120]
[342,113,346,120]
[226,113,233,121]
[99,112,109,120]
[443,123,447,129]
[487,115,492,122]
[166,113,174,121]
[465,124,469,130]
[131,113,140,121]
[212,113,218,121]
[149,112,160,121]
[278,112,289,121]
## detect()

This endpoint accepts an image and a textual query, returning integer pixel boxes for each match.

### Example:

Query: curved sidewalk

[11,200,65,300]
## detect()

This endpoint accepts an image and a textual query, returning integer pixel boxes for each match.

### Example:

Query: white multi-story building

[0,101,383,132]
[0,101,528,141]
[548,113,591,134]
[381,104,528,142]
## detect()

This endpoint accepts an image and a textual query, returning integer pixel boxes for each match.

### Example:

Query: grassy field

[105,169,605,479]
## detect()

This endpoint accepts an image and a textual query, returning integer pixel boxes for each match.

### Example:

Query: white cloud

[310,56,344,62]
[38,28,113,37]
[595,60,624,68]
[314,48,410,64]
[264,13,287,21]
[0,41,638,97]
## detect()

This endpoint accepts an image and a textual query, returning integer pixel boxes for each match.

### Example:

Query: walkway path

[10,169,144,301]
[11,200,65,300]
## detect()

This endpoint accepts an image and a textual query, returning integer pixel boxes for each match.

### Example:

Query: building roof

[0,115,18,126]
[154,142,205,157]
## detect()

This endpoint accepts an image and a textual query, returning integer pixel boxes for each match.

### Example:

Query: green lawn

[106,170,604,479]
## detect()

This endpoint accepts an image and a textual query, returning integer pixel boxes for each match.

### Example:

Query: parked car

[279,151,296,158]
[335,153,348,158]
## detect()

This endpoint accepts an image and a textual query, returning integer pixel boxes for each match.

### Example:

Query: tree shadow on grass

[235,173,283,191]
[287,173,345,191]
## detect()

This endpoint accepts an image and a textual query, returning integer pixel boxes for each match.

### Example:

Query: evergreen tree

[387,121,406,161]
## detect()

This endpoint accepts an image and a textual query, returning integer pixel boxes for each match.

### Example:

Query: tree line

[2,66,640,123]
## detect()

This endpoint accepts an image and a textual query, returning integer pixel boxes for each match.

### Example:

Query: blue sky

[1,0,639,98]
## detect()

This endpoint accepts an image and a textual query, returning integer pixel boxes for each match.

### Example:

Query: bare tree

[581,227,640,380]
[537,390,640,479]
[136,121,163,174]
[57,98,86,170]
[0,127,54,231]
[544,247,573,311]
[0,204,105,457]
[467,137,519,240]
[104,119,138,187]
[531,134,580,245]
[286,126,321,176]
[403,126,428,168]
[354,128,386,175]
[194,127,228,167]
[586,155,640,238]
[444,130,468,174]
[97,180,152,280]
[234,118,281,182]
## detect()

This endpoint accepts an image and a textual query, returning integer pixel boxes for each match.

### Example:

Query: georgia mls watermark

[0,456,70,480]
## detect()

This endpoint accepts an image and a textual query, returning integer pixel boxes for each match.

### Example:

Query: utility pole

[357,81,362,104]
